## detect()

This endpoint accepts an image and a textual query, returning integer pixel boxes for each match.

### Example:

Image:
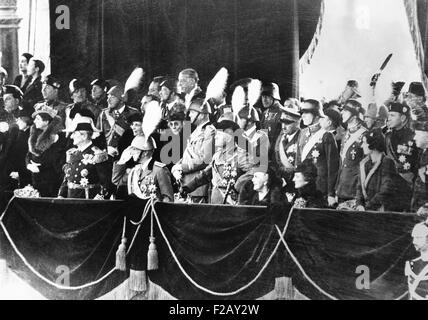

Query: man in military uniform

[34,75,68,125]
[273,106,301,194]
[296,106,340,206]
[405,222,428,300]
[234,104,269,197]
[91,79,109,111]
[171,98,215,203]
[385,102,419,188]
[260,82,283,146]
[112,135,174,201]
[237,105,269,168]
[65,79,99,131]
[412,121,428,212]
[181,119,251,205]
[58,120,113,199]
[336,100,367,205]
[97,85,140,159]
[403,82,428,122]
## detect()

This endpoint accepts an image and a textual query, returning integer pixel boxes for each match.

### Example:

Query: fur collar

[29,116,63,156]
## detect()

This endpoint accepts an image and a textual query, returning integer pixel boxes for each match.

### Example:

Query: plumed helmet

[107,85,125,100]
[91,79,110,92]
[188,98,211,114]
[3,85,24,100]
[261,82,281,101]
[131,135,156,151]
[69,79,88,94]
[237,105,260,122]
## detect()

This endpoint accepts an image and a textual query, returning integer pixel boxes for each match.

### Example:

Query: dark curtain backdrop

[49,0,322,100]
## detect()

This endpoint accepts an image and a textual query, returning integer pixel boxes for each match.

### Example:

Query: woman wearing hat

[27,107,67,197]
[291,160,326,209]
[238,165,286,209]
[355,130,411,212]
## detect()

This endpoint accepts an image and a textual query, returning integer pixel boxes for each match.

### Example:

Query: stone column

[0,0,21,83]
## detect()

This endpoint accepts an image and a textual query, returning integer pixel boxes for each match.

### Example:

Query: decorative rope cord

[127,199,152,254]
[276,208,410,301]
[0,198,150,290]
[151,205,282,296]
[0,197,413,299]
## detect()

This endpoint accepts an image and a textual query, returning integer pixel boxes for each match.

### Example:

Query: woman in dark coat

[238,166,287,209]
[27,107,67,197]
[292,160,327,209]
[355,130,411,212]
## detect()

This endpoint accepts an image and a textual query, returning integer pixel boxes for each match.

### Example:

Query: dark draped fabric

[287,208,420,300]
[147,202,289,300]
[49,0,323,100]
[0,198,137,300]
[404,0,428,91]
[0,197,423,300]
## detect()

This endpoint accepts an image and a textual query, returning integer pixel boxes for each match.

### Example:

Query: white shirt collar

[117,105,126,114]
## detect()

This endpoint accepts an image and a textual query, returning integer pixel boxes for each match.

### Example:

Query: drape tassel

[115,216,127,271]
[275,277,294,300]
[129,270,147,292]
[147,199,158,271]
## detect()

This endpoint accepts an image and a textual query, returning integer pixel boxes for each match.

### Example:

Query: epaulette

[154,161,166,168]
[91,147,109,164]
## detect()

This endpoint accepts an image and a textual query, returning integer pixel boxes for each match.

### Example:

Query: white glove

[27,161,41,173]
[328,196,337,207]
[0,122,9,133]
[172,164,183,181]
[356,205,365,212]
[117,147,133,165]
[10,172,19,180]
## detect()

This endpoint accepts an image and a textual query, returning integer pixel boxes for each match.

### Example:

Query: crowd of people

[0,52,428,214]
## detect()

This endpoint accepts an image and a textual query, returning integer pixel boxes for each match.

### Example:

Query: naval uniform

[58,144,113,199]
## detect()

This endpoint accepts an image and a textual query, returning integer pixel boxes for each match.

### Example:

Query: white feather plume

[124,68,144,94]
[248,79,262,107]
[205,67,229,102]
[142,100,162,139]
[232,86,246,118]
